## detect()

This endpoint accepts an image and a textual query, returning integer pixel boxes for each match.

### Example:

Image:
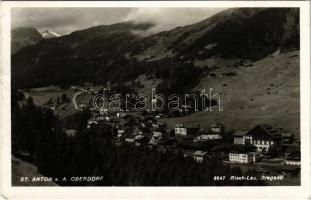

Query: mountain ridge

[41,30,62,39]
[11,8,299,89]
[11,27,43,54]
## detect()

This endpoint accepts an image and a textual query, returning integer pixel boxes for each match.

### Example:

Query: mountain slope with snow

[41,30,62,39]
[12,8,299,88]
[11,8,300,135]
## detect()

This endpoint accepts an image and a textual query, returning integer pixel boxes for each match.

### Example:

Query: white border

[1,1,310,199]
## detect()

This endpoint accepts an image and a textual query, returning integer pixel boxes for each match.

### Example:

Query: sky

[11,7,226,35]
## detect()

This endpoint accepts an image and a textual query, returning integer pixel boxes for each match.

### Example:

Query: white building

[117,129,125,138]
[194,134,222,142]
[252,139,274,152]
[175,124,200,136]
[65,129,77,137]
[87,119,98,128]
[192,151,207,163]
[234,125,281,153]
[95,115,105,122]
[49,106,56,111]
[125,138,134,143]
[116,112,127,118]
[229,152,260,164]
[79,103,87,109]
[175,124,187,135]
[99,108,108,115]
[210,123,225,134]
[152,132,162,140]
[285,160,300,166]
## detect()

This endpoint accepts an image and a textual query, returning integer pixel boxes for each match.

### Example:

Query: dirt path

[72,91,83,111]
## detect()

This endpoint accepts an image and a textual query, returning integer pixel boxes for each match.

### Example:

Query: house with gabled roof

[244,124,282,152]
[192,151,208,163]
[210,123,225,134]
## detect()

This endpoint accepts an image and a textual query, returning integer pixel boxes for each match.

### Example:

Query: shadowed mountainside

[11,27,43,54]
[12,8,299,88]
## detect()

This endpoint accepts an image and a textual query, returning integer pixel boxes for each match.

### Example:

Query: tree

[267,145,282,157]
[61,93,69,103]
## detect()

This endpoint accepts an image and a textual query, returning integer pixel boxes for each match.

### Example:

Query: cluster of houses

[82,104,301,169]
[63,86,301,171]
[230,125,300,166]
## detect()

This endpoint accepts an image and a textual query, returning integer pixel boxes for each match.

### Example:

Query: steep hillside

[12,21,153,88]
[11,8,299,89]
[132,8,299,61]
[11,27,43,54]
[159,50,300,136]
[12,156,58,186]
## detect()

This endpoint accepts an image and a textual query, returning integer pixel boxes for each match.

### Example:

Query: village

[43,85,301,185]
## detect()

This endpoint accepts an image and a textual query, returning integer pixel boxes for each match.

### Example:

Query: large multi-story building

[233,125,282,152]
[229,152,260,164]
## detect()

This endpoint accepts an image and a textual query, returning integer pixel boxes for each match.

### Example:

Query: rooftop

[246,124,279,140]
[233,131,248,136]
[65,129,77,137]
[211,123,224,128]
[193,151,207,157]
[175,124,200,129]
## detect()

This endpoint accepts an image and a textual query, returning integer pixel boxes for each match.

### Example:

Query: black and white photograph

[1,1,311,199]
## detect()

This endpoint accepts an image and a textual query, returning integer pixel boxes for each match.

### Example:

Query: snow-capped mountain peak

[41,30,62,39]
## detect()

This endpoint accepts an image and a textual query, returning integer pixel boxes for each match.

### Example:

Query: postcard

[0,1,310,199]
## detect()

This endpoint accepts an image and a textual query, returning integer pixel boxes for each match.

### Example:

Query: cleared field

[23,86,72,105]
[159,51,300,137]
[23,86,79,119]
